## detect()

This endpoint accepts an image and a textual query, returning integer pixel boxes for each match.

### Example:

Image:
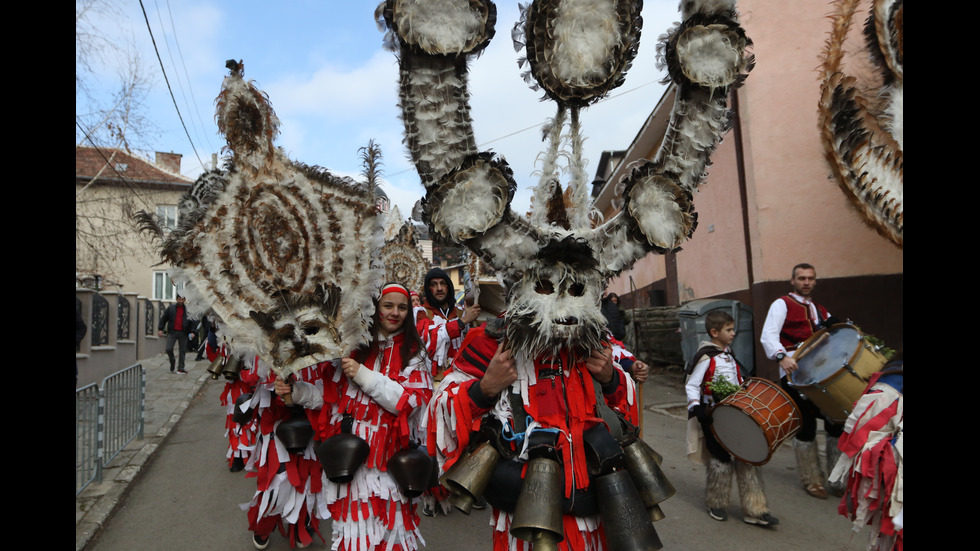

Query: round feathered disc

[521,0,642,107]
[662,14,753,91]
[382,0,496,56]
[622,163,697,252]
[425,152,515,242]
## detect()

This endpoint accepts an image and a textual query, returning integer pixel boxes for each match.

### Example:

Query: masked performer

[379,0,753,547]
[136,60,386,549]
[829,355,902,551]
[278,282,433,551]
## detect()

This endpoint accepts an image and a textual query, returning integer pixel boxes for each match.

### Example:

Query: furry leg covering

[794,439,824,487]
[705,457,733,510]
[825,435,845,496]
[734,462,770,518]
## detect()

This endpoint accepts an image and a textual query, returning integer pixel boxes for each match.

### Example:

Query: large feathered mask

[137,61,383,379]
[379,0,753,359]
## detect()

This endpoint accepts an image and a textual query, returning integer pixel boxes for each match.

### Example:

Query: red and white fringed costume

[293,328,433,551]
[240,359,328,549]
[218,347,257,470]
[427,327,639,551]
[829,369,903,551]
[416,314,467,379]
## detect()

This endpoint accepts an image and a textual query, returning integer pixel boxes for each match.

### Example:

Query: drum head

[711,405,770,464]
[791,325,863,386]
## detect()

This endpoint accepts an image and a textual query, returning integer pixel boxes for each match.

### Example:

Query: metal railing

[75,363,145,496]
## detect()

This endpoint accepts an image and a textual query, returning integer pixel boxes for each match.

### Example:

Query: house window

[153,271,183,301]
[157,205,178,232]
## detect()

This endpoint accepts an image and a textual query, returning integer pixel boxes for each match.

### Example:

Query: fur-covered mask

[137,60,383,378]
[382,0,752,358]
[505,236,607,359]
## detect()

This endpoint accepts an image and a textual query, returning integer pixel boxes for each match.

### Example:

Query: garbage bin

[678,299,755,375]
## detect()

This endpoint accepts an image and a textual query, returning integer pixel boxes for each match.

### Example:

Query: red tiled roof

[75,146,193,187]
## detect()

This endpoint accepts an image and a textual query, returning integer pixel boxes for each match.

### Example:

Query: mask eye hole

[301,324,319,336]
[535,279,555,295]
[567,282,585,297]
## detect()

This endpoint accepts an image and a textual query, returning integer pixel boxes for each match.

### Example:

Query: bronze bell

[387,447,434,498]
[440,441,500,514]
[206,356,225,380]
[594,470,664,550]
[648,504,666,522]
[510,457,565,548]
[622,438,676,510]
[232,392,255,424]
[276,411,314,454]
[316,431,370,483]
[221,355,243,381]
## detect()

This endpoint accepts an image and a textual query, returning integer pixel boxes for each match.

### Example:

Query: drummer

[760,262,844,499]
[686,310,780,527]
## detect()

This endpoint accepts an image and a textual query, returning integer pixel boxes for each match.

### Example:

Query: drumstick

[638,381,644,439]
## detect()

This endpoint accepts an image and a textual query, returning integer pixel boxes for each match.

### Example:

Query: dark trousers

[166,330,189,371]
[780,378,843,441]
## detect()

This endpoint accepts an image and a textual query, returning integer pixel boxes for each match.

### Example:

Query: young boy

[685,310,779,527]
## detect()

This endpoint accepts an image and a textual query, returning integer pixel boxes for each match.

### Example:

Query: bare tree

[76,0,165,289]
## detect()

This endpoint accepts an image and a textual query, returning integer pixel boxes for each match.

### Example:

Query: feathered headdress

[819,0,903,248]
[137,60,384,380]
[381,206,427,293]
[380,0,753,360]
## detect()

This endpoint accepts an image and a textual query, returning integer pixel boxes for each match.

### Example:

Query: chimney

[155,151,183,174]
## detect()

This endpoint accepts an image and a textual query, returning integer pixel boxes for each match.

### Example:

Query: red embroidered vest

[778,295,829,349]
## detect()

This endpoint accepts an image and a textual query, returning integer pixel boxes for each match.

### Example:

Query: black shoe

[744,513,779,527]
[708,508,728,521]
[177,369,187,375]
[230,457,245,472]
[421,503,434,517]
[472,496,487,510]
[252,534,269,550]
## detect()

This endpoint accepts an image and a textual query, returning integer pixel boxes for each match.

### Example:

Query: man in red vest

[761,263,843,499]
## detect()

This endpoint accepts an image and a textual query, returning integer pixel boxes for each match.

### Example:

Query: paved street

[77,356,870,551]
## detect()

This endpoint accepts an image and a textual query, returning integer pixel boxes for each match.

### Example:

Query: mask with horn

[379,0,754,363]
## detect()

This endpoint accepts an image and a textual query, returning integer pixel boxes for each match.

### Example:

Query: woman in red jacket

[277,282,433,551]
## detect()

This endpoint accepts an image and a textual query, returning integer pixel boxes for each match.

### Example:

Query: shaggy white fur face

[505,258,607,359]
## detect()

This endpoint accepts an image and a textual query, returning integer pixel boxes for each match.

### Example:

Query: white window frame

[157,204,178,233]
[152,271,184,301]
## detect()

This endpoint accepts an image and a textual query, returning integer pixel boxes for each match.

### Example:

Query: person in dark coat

[601,293,627,341]
[158,294,197,374]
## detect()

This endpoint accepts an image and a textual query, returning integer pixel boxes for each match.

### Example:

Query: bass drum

[788,324,887,424]
[710,378,801,466]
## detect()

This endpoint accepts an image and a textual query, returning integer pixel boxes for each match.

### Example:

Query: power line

[138,0,205,170]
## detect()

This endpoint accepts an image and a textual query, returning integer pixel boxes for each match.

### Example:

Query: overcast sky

[77,0,682,219]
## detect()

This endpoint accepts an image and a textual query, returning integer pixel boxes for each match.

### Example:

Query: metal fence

[75,363,145,496]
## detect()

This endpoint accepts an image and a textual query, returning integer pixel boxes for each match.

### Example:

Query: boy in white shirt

[686,310,779,527]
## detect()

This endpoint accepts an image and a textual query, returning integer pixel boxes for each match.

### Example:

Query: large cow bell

[594,470,663,550]
[316,425,370,483]
[206,356,225,380]
[221,355,243,381]
[622,438,676,516]
[510,457,564,550]
[232,392,255,424]
[387,447,434,498]
[276,408,314,454]
[440,441,500,514]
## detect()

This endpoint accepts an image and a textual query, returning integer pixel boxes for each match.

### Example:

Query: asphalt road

[84,373,870,550]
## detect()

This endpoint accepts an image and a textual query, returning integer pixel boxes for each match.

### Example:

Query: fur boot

[705,457,733,511]
[734,461,769,518]
[825,436,845,497]
[794,439,827,497]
